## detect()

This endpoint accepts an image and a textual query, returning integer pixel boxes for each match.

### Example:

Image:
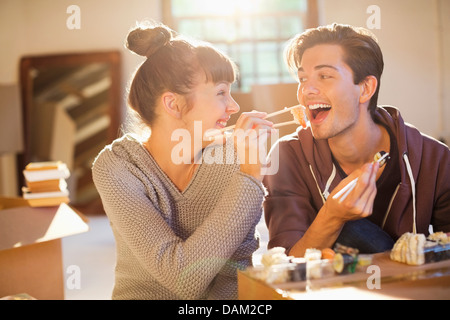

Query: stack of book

[22,161,71,207]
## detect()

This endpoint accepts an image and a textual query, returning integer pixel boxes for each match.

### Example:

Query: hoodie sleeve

[263,139,323,252]
[430,141,450,232]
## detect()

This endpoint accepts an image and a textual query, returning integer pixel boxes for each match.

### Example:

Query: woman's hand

[324,161,380,223]
[233,111,274,181]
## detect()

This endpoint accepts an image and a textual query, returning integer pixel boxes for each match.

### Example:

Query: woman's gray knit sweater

[92,134,264,300]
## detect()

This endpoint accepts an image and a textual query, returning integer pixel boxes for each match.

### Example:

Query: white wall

[439,0,450,143]
[0,0,162,87]
[319,0,450,141]
[0,0,162,195]
[1,0,449,194]
[2,0,447,136]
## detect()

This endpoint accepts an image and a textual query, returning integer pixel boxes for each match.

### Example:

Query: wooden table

[238,252,450,300]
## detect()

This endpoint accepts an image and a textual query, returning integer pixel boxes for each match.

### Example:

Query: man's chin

[311,129,328,140]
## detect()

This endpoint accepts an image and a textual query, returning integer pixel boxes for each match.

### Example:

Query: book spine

[23,169,70,182]
[22,189,69,199]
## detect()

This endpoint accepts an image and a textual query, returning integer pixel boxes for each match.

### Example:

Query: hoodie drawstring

[309,164,336,204]
[403,152,417,234]
[310,165,326,204]
[310,154,418,235]
[323,164,336,201]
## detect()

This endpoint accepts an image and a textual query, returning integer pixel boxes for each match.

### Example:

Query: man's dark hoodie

[264,106,450,252]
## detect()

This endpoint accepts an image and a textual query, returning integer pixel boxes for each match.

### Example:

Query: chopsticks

[205,105,302,139]
[332,152,390,202]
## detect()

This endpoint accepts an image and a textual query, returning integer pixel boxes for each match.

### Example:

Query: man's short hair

[285,23,384,119]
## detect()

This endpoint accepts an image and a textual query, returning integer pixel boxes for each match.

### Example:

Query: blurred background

[0,0,448,299]
[1,0,449,203]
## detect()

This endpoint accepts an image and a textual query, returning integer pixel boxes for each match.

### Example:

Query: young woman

[92,22,274,300]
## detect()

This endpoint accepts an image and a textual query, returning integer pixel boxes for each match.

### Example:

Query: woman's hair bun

[126,23,173,58]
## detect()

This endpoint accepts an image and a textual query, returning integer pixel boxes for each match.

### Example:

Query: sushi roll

[290,105,308,129]
[333,253,358,274]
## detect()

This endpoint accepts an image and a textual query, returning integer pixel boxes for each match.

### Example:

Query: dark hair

[125,21,237,128]
[285,23,384,119]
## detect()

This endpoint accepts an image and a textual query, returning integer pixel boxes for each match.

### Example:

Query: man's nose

[297,82,320,103]
[301,80,320,96]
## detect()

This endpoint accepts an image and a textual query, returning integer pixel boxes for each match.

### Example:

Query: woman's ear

[359,75,378,104]
[161,92,183,119]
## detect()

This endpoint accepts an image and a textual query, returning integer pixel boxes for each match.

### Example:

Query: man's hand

[325,161,380,223]
[288,161,380,257]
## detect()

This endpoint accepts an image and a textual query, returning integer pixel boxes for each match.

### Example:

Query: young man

[263,23,450,257]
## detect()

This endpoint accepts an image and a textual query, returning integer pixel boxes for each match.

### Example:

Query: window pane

[236,18,253,40]
[204,18,236,42]
[214,43,231,55]
[170,0,310,92]
[254,17,278,40]
[258,75,281,84]
[280,16,304,38]
[236,43,254,75]
[254,0,307,13]
[178,19,204,39]
[171,0,204,16]
[238,76,254,92]
[273,0,307,11]
[282,73,297,83]
[256,42,278,75]
[172,0,235,17]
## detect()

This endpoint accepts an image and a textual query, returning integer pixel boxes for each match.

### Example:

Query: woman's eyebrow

[215,81,229,85]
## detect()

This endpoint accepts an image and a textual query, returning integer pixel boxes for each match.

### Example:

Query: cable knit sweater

[92,134,264,300]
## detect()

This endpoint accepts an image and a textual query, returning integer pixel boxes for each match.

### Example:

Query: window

[164,0,318,92]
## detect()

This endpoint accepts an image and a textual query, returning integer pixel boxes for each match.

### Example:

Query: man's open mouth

[308,104,331,121]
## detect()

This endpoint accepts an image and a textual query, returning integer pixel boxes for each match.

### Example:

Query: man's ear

[161,92,183,119]
[359,75,378,104]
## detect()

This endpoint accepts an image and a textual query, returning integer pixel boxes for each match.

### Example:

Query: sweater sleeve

[92,148,264,299]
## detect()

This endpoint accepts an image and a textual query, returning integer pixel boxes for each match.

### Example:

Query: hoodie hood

[374,106,424,184]
[293,106,414,199]
[264,105,450,251]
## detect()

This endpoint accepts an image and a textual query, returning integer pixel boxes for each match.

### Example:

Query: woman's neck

[145,128,200,192]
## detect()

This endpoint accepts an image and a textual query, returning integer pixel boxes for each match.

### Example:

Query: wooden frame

[18,51,122,211]
[162,0,319,91]
[162,0,318,28]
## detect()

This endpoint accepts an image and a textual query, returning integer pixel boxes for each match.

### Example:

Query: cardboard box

[0,197,89,299]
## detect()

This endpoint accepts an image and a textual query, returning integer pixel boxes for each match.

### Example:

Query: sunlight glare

[237,0,261,14]
[201,0,261,16]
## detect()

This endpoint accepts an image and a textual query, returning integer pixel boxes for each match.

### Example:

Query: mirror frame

[18,51,122,208]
